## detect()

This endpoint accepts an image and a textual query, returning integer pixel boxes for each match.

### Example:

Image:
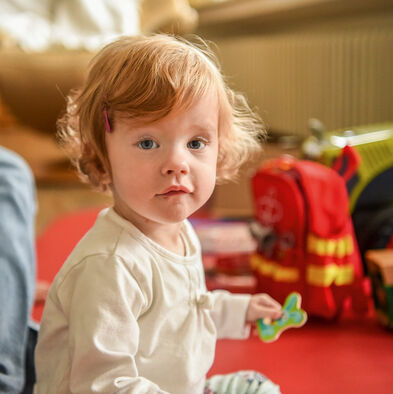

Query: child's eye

[187,139,206,150]
[137,139,158,150]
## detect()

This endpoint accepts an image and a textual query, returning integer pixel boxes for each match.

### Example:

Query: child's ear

[101,170,112,186]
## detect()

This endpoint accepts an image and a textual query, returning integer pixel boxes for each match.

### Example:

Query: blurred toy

[192,219,257,294]
[302,121,393,212]
[250,156,368,319]
[365,249,393,329]
[257,292,307,342]
[302,122,393,270]
[193,219,256,275]
[331,144,361,183]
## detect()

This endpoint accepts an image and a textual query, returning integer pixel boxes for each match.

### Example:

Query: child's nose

[161,148,190,176]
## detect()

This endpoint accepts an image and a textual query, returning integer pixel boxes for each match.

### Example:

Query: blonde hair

[58,34,264,191]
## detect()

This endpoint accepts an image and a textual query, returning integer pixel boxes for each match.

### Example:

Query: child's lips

[158,185,191,196]
[161,190,186,197]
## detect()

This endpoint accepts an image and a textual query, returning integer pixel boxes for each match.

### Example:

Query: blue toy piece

[256,292,307,342]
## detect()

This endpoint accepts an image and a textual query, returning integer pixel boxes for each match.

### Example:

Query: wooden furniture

[366,249,393,328]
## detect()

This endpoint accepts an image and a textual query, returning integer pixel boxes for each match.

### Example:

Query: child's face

[105,92,219,229]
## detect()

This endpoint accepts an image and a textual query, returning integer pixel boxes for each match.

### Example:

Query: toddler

[34,34,282,394]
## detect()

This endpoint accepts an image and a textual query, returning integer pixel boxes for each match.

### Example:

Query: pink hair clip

[103,107,111,133]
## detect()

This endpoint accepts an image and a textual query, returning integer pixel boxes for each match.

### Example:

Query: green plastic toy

[256,292,307,342]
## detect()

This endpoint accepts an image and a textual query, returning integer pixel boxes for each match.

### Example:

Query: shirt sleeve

[55,254,170,394]
[209,290,251,339]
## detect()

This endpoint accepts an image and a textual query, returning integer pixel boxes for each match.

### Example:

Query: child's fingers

[247,307,279,322]
[246,293,284,322]
[35,280,51,303]
[256,294,282,310]
[262,296,282,309]
[256,304,282,320]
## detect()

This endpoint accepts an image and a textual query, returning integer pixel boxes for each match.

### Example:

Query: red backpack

[250,155,367,318]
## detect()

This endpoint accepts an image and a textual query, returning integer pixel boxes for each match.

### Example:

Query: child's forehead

[113,95,219,134]
[113,89,220,125]
[115,110,217,130]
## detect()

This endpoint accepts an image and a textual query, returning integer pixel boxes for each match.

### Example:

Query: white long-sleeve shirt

[34,208,251,394]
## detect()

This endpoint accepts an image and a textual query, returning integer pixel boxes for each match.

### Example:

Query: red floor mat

[210,316,393,394]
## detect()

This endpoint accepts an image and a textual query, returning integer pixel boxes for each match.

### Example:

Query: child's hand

[246,293,282,323]
[35,280,50,303]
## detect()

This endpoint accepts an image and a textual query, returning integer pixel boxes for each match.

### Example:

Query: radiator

[209,13,393,138]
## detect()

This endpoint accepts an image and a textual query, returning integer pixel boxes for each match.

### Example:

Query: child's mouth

[162,190,186,196]
[158,185,191,197]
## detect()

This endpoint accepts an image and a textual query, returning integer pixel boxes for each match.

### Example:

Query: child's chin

[155,209,195,224]
[158,213,190,224]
